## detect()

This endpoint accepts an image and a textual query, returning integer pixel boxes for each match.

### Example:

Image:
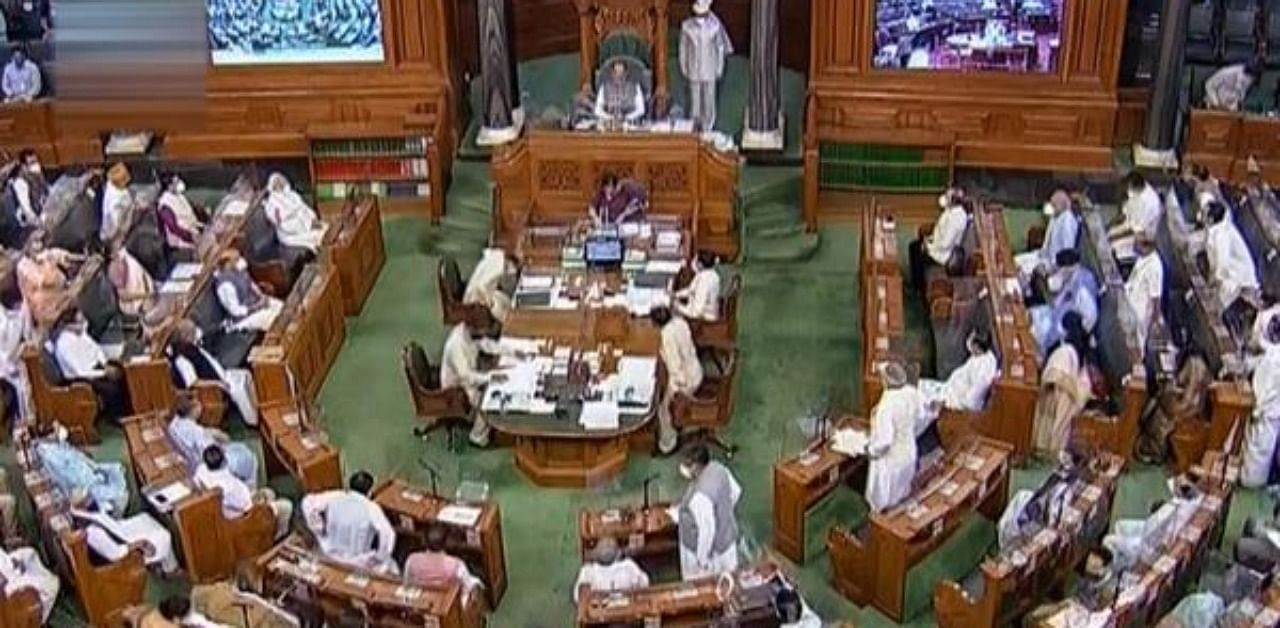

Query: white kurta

[1103,496,1197,569]
[53,329,108,379]
[997,489,1036,551]
[1204,64,1253,111]
[100,184,132,243]
[1243,347,1280,487]
[1120,184,1163,239]
[0,546,59,622]
[301,490,398,575]
[675,269,721,322]
[1206,219,1261,309]
[9,177,38,226]
[216,280,283,332]
[593,83,646,123]
[73,507,179,573]
[926,205,969,265]
[265,180,326,253]
[0,304,32,423]
[463,249,512,323]
[661,317,704,394]
[866,386,925,512]
[573,559,650,602]
[666,468,742,581]
[1125,251,1165,350]
[173,346,259,426]
[920,351,998,414]
[441,324,492,406]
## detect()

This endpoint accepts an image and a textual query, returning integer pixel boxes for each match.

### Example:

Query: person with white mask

[652,305,704,455]
[1243,319,1280,488]
[0,544,59,623]
[8,148,47,227]
[1124,235,1164,351]
[1015,190,1080,286]
[674,251,721,322]
[666,445,741,581]
[214,249,283,333]
[264,172,327,253]
[300,471,398,575]
[909,187,970,290]
[1204,200,1261,312]
[918,330,999,419]
[439,313,508,447]
[463,248,514,324]
[1110,171,1163,258]
[157,172,204,252]
[168,318,260,426]
[71,488,180,575]
[100,162,134,244]
[572,537,649,603]
[865,361,926,512]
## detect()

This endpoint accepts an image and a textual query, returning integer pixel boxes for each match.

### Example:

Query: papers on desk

[644,259,684,275]
[580,401,620,430]
[167,262,203,282]
[519,275,555,291]
[615,357,656,407]
[437,504,483,527]
[625,286,669,316]
[483,358,555,415]
[830,428,868,457]
[146,481,192,514]
[159,279,194,295]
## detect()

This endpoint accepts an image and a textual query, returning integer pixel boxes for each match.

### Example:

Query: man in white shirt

[1125,235,1165,351]
[265,172,327,253]
[168,395,257,486]
[1103,477,1202,569]
[1244,320,1280,488]
[194,444,293,540]
[214,249,283,332]
[1015,190,1080,287]
[8,148,46,228]
[918,330,999,419]
[463,248,514,324]
[300,471,398,575]
[674,251,721,322]
[51,309,129,419]
[668,445,741,580]
[572,537,649,603]
[1204,62,1259,112]
[866,361,926,512]
[1204,201,1261,312]
[653,305,704,455]
[100,163,134,244]
[71,488,180,575]
[909,188,970,289]
[1,47,40,102]
[1110,172,1163,256]
[594,60,646,125]
[0,544,59,622]
[440,316,506,447]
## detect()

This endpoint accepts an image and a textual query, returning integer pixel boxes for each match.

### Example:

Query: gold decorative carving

[644,162,689,194]
[538,160,583,190]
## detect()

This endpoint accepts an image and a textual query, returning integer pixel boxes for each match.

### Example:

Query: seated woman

[106,239,155,317]
[69,488,178,575]
[213,249,282,333]
[16,230,80,328]
[167,394,257,487]
[406,526,485,605]
[1032,312,1096,460]
[168,318,259,426]
[0,544,60,623]
[918,330,999,419]
[33,423,129,515]
[590,173,648,226]
[51,308,130,420]
[593,60,646,125]
[156,172,205,255]
[264,172,327,253]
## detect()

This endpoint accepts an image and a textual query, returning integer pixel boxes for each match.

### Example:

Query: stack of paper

[830,428,868,457]
[580,401,620,430]
[438,505,483,527]
[616,357,657,405]
[644,259,683,275]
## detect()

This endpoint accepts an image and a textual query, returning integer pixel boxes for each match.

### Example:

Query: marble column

[742,0,784,151]
[476,0,522,146]
[1135,0,1191,167]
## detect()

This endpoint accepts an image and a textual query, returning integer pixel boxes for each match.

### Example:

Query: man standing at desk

[591,173,648,226]
[594,60,646,126]
[301,471,398,575]
[668,445,742,580]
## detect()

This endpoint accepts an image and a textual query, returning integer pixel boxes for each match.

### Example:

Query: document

[438,505,483,527]
[580,401,620,430]
[830,428,868,457]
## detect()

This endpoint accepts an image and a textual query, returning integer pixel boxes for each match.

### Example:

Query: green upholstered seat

[901,514,997,621]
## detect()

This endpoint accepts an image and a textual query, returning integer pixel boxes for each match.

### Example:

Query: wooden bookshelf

[308,131,435,218]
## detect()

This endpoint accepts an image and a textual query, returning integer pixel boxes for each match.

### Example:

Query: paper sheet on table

[580,401,620,430]
[168,262,203,282]
[644,260,684,275]
[438,505,482,527]
[616,357,657,402]
[626,287,669,316]
[159,279,193,295]
[519,275,555,290]
[830,428,868,457]
[498,337,541,355]
[619,223,641,238]
[147,481,192,513]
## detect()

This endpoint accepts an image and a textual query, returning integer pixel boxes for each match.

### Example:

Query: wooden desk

[829,437,1013,622]
[860,203,907,410]
[491,129,741,259]
[258,400,343,493]
[576,562,783,628]
[248,541,483,628]
[578,503,678,571]
[1185,109,1280,184]
[370,478,508,606]
[119,412,277,584]
[0,100,56,156]
[934,453,1125,628]
[321,196,386,316]
[250,262,347,406]
[772,416,868,564]
[0,580,40,628]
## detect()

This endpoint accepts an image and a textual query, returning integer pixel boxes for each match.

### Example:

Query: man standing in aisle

[680,0,733,131]
[668,445,741,581]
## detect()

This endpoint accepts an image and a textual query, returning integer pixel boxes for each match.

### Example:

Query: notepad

[830,428,868,457]
[438,505,482,527]
[580,401,620,430]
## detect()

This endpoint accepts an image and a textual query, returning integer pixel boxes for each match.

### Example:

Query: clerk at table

[590,173,649,226]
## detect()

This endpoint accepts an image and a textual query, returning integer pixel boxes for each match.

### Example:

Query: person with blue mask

[1030,249,1099,357]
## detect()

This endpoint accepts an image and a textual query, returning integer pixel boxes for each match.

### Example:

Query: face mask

[938,193,950,209]
[235,259,248,272]
[1048,273,1065,293]
[26,162,40,175]
[173,179,186,194]
[679,464,695,480]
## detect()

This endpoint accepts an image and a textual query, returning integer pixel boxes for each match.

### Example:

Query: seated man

[572,537,649,603]
[918,330,999,418]
[1137,352,1211,465]
[463,248,515,324]
[590,173,648,226]
[1030,250,1099,356]
[214,249,283,333]
[653,305,704,455]
[50,308,130,419]
[997,448,1086,550]
[168,395,258,487]
[101,163,135,245]
[1110,171,1164,257]
[0,544,59,623]
[9,149,48,230]
[1204,201,1261,320]
[908,188,970,290]
[70,488,179,575]
[1015,190,1079,287]
[441,312,509,448]
[168,319,259,426]
[593,60,646,125]
[264,172,327,254]
[1104,477,1202,569]
[674,251,721,322]
[194,444,293,541]
[301,471,398,575]
[405,526,484,603]
[34,423,129,514]
[1,47,40,102]
[1204,61,1260,112]
[1235,501,1280,573]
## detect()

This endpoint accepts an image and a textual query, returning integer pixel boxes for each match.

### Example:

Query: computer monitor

[585,237,624,268]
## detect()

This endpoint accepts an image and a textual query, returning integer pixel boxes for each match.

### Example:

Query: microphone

[641,474,658,511]
[417,458,441,498]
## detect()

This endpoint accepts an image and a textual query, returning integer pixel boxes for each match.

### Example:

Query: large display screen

[208,0,386,66]
[873,0,1064,73]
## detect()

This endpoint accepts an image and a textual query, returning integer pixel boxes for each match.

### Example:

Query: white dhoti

[278,226,327,254]
[223,367,259,426]
[678,543,738,581]
[76,508,179,574]
[1242,413,1280,488]
[231,298,283,332]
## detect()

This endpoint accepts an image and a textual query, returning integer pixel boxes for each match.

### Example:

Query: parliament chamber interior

[3,0,1280,626]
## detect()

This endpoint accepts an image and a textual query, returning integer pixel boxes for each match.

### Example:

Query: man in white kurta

[214,250,283,332]
[1205,201,1260,310]
[674,252,721,322]
[654,306,704,455]
[71,490,180,575]
[463,248,514,324]
[866,362,925,512]
[573,537,650,602]
[0,289,32,426]
[679,0,733,130]
[100,163,134,244]
[265,173,327,253]
[1110,173,1163,254]
[301,471,398,575]
[194,444,293,540]
[169,319,259,426]
[1204,62,1258,111]
[1015,191,1080,285]
[1125,236,1164,351]
[1103,479,1202,569]
[926,201,969,268]
[1244,323,1280,488]
[440,320,508,446]
[919,331,999,419]
[667,445,741,581]
[0,545,59,622]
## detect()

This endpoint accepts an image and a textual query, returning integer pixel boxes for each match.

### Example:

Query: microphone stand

[418,457,441,498]
[642,474,657,511]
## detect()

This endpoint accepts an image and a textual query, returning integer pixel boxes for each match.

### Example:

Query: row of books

[315,181,431,201]
[314,158,430,181]
[312,137,430,157]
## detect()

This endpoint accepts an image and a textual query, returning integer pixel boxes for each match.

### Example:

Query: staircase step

[742,203,801,233]
[738,167,803,208]
[745,232,821,263]
[748,222,805,240]
[440,212,492,233]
